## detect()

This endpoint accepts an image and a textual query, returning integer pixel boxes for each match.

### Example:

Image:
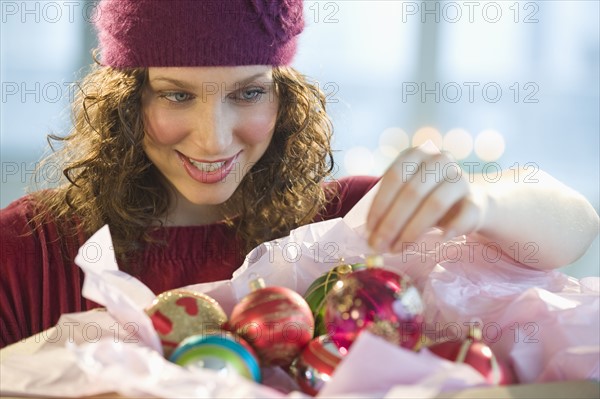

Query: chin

[179,186,237,206]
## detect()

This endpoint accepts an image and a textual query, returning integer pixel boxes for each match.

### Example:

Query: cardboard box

[1,330,599,399]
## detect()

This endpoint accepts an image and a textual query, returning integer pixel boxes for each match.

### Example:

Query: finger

[366,147,424,233]
[438,197,482,240]
[389,178,468,252]
[369,153,446,251]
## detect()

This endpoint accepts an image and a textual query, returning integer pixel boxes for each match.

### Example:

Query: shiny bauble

[304,263,366,337]
[145,289,227,358]
[427,329,514,385]
[323,268,424,351]
[290,335,345,396]
[229,279,314,367]
[169,331,261,382]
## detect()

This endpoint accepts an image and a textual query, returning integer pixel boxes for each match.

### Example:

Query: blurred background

[1,1,598,277]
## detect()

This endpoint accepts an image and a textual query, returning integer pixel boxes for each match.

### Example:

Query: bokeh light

[443,128,473,160]
[378,127,409,158]
[412,126,443,149]
[474,129,505,161]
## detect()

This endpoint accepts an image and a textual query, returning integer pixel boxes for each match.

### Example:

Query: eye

[232,87,267,103]
[162,92,192,103]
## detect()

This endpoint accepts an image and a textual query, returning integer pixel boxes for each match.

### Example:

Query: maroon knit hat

[94,0,304,68]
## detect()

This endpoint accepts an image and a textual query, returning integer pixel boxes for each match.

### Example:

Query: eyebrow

[150,72,273,90]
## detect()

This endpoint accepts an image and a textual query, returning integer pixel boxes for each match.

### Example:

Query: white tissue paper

[1,142,598,398]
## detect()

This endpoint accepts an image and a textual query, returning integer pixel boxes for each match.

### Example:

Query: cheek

[143,107,189,146]
[235,107,278,145]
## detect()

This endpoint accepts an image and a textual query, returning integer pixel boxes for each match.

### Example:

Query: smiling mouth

[187,159,226,173]
[176,150,241,181]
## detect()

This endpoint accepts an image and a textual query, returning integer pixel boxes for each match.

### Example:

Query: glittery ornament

[427,327,514,385]
[145,289,228,358]
[304,262,366,337]
[290,335,345,396]
[169,331,261,382]
[229,278,314,367]
[323,267,424,351]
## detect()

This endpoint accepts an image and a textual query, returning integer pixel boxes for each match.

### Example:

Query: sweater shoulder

[0,194,41,237]
[317,175,380,221]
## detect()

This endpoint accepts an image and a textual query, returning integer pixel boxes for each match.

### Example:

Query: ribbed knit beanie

[94,0,304,67]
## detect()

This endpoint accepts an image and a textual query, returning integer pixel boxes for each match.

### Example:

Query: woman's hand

[366,146,487,253]
[365,145,599,269]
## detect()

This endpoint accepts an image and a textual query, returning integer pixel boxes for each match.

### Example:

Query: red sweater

[0,176,378,348]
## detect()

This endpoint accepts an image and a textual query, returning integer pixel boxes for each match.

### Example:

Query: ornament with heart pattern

[145,289,228,358]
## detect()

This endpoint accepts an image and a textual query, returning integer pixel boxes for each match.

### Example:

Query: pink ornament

[229,279,314,367]
[324,268,424,351]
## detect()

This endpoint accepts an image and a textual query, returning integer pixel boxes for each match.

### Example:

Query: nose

[190,100,233,157]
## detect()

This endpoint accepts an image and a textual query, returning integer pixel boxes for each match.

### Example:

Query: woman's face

[141,66,278,223]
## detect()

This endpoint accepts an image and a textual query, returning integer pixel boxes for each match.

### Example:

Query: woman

[1,0,597,348]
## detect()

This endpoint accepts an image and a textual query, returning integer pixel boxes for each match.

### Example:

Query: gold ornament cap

[249,278,266,291]
[366,255,384,268]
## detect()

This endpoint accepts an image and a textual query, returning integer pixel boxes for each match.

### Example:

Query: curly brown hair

[30,62,336,270]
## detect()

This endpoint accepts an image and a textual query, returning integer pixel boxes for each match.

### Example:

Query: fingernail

[369,237,378,250]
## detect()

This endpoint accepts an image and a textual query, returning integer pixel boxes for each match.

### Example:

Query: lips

[177,150,240,184]
[188,158,226,173]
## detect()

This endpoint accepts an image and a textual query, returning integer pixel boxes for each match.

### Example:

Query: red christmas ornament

[427,328,514,385]
[290,335,345,396]
[229,278,315,367]
[323,265,424,351]
[304,261,366,337]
